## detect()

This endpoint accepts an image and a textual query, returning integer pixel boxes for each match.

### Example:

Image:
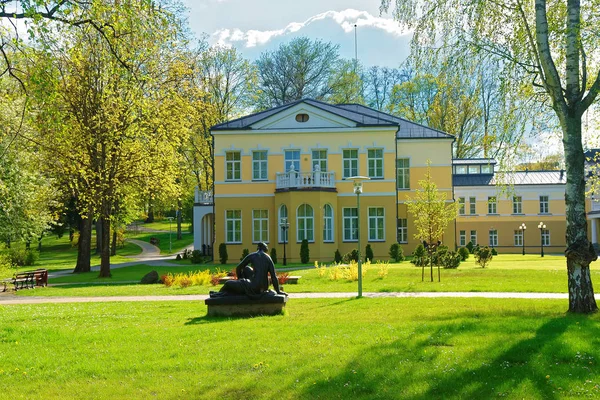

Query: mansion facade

[193,99,597,262]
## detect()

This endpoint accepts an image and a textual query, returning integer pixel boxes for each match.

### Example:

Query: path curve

[0,291,572,305]
[125,239,161,259]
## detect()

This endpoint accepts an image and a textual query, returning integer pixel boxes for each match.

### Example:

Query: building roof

[453,158,497,165]
[453,170,566,186]
[212,99,454,139]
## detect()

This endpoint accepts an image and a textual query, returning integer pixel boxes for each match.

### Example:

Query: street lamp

[348,176,370,298]
[166,216,174,253]
[538,222,547,257]
[519,223,527,255]
[279,218,290,266]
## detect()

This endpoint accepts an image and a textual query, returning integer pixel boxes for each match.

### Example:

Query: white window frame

[470,230,477,245]
[397,218,408,243]
[278,205,288,243]
[489,229,498,247]
[323,204,334,242]
[469,197,476,215]
[488,196,497,214]
[368,207,385,241]
[455,165,467,174]
[296,204,314,242]
[367,148,384,179]
[285,150,301,172]
[459,230,466,246]
[343,149,359,178]
[458,197,466,215]
[225,210,242,244]
[513,196,522,214]
[252,150,268,181]
[468,165,480,174]
[540,195,549,214]
[482,165,493,174]
[312,149,327,172]
[343,207,358,242]
[252,209,269,243]
[542,229,550,246]
[225,151,241,181]
[397,158,410,189]
[514,230,523,246]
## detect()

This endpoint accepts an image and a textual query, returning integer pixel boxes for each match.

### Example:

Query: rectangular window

[489,229,498,247]
[397,218,408,243]
[252,210,268,243]
[542,229,550,246]
[343,208,358,241]
[468,165,480,174]
[225,151,241,181]
[470,230,477,246]
[252,151,267,180]
[312,149,327,172]
[469,197,476,214]
[323,205,333,242]
[540,195,549,214]
[343,149,359,178]
[225,210,242,243]
[488,196,497,214]
[514,230,523,246]
[455,165,467,174]
[397,158,410,189]
[368,207,385,241]
[459,230,466,246]
[513,196,522,214]
[481,165,493,174]
[458,197,465,215]
[367,149,384,179]
[285,150,300,172]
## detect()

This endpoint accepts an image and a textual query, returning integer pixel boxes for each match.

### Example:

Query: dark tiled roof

[454,171,566,186]
[453,158,497,165]
[212,99,453,139]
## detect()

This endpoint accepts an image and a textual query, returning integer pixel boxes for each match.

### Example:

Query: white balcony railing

[276,166,335,190]
[195,188,214,204]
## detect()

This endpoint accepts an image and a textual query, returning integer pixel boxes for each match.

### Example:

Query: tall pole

[354,24,358,72]
[283,226,287,266]
[357,190,362,298]
[169,217,172,253]
[538,222,546,257]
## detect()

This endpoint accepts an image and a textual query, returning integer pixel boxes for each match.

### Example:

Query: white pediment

[250,103,357,130]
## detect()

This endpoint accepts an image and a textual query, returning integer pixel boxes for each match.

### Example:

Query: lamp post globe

[538,222,547,257]
[519,223,527,256]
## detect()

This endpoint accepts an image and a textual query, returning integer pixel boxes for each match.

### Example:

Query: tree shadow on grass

[185,312,286,325]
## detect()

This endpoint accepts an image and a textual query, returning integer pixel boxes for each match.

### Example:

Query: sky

[182,0,412,67]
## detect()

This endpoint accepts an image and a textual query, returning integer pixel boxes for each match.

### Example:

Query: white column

[592,218,598,245]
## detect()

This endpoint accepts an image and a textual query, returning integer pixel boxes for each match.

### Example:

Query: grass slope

[0,298,598,399]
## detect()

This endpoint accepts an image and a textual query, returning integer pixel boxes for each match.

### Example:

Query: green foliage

[475,246,494,268]
[442,251,462,269]
[389,243,405,262]
[491,248,498,256]
[411,244,427,267]
[458,247,470,261]
[334,249,342,263]
[365,244,374,262]
[218,243,228,265]
[342,249,359,263]
[175,254,182,261]
[270,247,277,264]
[7,248,39,267]
[300,239,310,264]
[240,248,249,261]
[466,241,475,254]
[432,245,449,266]
[190,250,204,264]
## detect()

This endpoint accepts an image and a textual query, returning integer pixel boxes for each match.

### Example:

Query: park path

[0,291,571,305]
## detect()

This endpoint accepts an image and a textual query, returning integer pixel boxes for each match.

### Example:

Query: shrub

[466,241,474,254]
[115,228,126,248]
[475,246,494,268]
[432,245,449,266]
[365,244,374,262]
[277,272,289,284]
[342,249,359,263]
[329,265,343,280]
[334,249,342,263]
[182,249,192,259]
[389,243,405,262]
[190,250,203,264]
[189,270,212,286]
[443,251,462,269]
[270,248,277,264]
[8,248,38,267]
[458,247,470,261]
[314,261,327,277]
[491,248,498,256]
[71,232,80,248]
[240,248,249,261]
[377,260,389,278]
[411,244,428,267]
[175,254,182,261]
[210,269,227,286]
[218,243,228,264]
[300,239,310,264]
[343,261,359,281]
[161,274,174,287]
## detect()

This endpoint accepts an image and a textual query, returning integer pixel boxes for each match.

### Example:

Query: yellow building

[194,98,454,262]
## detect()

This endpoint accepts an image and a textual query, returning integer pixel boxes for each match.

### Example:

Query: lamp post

[348,176,370,298]
[519,223,527,255]
[166,216,174,253]
[280,218,290,266]
[538,222,547,257]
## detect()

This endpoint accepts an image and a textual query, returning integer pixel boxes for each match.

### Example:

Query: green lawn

[129,218,192,232]
[127,231,194,254]
[0,298,598,399]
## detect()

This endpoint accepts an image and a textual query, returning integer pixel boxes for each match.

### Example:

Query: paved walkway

[0,291,570,305]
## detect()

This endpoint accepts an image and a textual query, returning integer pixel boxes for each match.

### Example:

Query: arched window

[297,204,314,242]
[279,205,288,243]
[323,204,333,242]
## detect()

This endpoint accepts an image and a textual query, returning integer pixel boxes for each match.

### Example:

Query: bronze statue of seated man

[210,242,287,299]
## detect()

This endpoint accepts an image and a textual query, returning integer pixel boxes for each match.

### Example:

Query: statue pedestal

[205,294,287,317]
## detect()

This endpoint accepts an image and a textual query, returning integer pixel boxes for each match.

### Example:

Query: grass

[127,231,194,254]
[130,218,192,232]
[0,298,598,399]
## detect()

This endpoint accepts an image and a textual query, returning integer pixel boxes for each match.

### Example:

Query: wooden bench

[205,294,287,317]
[2,269,48,292]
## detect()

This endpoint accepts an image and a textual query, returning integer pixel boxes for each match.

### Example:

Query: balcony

[195,188,214,205]
[275,166,336,191]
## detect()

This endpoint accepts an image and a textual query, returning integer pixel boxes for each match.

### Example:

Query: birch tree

[382,0,600,312]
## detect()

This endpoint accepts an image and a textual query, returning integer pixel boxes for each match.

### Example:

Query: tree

[405,162,457,282]
[363,66,408,111]
[382,0,600,312]
[255,37,340,108]
[327,59,364,105]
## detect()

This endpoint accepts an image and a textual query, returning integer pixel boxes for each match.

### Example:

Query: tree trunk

[562,113,598,313]
[95,220,102,254]
[111,229,117,256]
[74,211,92,273]
[99,201,112,277]
[146,198,155,223]
[177,200,182,240]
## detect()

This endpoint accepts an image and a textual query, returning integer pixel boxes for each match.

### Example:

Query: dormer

[452,158,496,175]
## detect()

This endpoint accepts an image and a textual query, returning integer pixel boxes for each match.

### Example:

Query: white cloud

[212,8,408,48]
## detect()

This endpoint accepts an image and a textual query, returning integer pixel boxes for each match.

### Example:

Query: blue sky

[182,0,412,67]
